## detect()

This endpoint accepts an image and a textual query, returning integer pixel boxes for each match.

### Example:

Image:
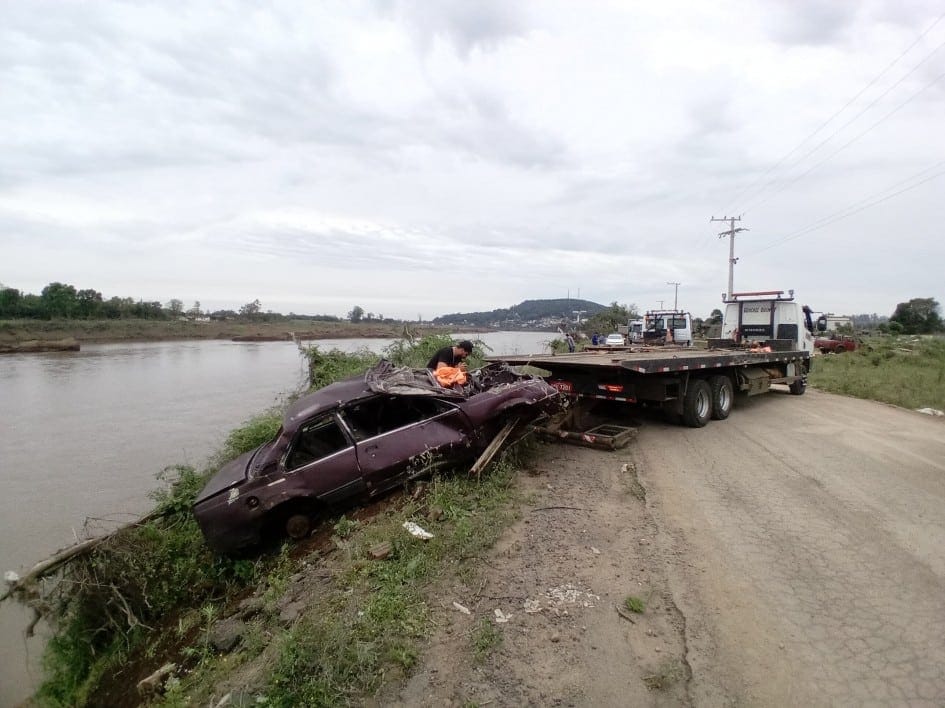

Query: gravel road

[640,387,945,706]
[390,387,945,706]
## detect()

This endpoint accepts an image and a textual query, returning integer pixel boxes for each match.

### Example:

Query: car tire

[789,378,807,395]
[682,379,712,428]
[285,513,311,540]
[708,375,733,420]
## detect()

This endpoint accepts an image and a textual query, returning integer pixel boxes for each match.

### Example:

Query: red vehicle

[815,335,857,354]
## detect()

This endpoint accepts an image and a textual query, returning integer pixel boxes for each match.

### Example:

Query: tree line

[0,282,342,323]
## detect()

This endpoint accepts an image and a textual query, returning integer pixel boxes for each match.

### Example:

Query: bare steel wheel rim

[697,389,711,419]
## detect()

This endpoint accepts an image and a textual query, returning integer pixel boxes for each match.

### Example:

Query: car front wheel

[285,513,311,540]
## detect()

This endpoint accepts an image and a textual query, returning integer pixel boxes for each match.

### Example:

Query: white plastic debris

[494,608,511,623]
[916,407,944,416]
[523,598,542,614]
[452,601,471,615]
[545,583,601,609]
[402,521,434,540]
[590,546,601,555]
[4,570,20,584]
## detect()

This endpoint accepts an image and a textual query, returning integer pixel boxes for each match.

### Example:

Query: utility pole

[711,216,747,299]
[572,310,586,324]
[666,282,680,311]
[657,300,664,310]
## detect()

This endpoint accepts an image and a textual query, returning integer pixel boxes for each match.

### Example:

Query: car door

[281,413,365,505]
[339,395,472,496]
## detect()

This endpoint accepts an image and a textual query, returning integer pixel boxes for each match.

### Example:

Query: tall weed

[809,335,945,409]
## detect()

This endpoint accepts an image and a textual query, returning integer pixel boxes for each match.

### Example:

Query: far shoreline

[0,318,551,348]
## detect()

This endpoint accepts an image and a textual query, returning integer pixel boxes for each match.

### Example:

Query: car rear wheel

[709,375,733,420]
[682,379,712,428]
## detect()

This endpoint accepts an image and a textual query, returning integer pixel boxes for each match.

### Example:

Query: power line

[747,162,945,255]
[743,68,945,215]
[723,11,945,214]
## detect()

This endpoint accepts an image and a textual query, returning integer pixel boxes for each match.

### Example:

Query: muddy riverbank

[0,319,499,346]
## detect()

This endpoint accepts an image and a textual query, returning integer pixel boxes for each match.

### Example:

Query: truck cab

[643,310,693,346]
[628,319,644,343]
[719,290,814,354]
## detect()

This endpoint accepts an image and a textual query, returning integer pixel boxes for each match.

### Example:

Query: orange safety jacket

[433,366,467,387]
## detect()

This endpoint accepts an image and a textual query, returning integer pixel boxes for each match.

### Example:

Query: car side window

[342,396,453,441]
[285,414,349,471]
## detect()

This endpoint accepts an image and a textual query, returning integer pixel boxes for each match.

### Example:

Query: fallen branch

[531,506,585,512]
[615,603,637,624]
[1,509,164,604]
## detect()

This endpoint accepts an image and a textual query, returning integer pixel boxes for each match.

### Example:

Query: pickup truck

[815,335,857,354]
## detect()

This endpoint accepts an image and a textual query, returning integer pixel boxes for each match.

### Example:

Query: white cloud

[2,0,943,320]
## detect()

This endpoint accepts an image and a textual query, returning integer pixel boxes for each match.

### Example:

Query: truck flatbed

[495,345,809,376]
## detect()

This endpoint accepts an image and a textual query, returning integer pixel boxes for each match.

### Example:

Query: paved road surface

[637,387,945,706]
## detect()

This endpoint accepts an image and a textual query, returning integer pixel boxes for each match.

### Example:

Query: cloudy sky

[2,1,943,321]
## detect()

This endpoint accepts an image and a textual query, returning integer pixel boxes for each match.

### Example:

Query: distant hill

[433,298,606,328]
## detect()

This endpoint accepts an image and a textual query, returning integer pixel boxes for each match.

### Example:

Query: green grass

[624,595,646,614]
[257,459,522,706]
[808,335,945,410]
[471,618,503,662]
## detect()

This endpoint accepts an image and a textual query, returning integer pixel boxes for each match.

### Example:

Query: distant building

[823,315,853,331]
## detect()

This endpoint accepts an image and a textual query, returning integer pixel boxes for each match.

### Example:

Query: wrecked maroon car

[193,361,561,553]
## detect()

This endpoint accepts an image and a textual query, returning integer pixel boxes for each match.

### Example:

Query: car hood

[194,448,257,504]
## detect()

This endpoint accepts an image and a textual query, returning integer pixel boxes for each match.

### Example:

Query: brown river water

[0,332,554,705]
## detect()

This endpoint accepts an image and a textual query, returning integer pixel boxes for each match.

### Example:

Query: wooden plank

[468,417,521,478]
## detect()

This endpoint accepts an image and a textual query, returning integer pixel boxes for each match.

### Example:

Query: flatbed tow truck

[494,290,815,431]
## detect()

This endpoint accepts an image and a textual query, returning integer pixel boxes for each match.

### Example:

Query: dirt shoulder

[380,440,692,707]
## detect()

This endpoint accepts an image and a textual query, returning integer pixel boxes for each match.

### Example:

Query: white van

[643,310,693,346]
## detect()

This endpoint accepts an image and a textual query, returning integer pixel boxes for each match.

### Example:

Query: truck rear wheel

[709,375,733,420]
[789,378,807,395]
[682,379,712,428]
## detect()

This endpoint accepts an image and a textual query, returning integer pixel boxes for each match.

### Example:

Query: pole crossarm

[710,216,747,299]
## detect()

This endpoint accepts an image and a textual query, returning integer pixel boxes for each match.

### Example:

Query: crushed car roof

[284,360,466,430]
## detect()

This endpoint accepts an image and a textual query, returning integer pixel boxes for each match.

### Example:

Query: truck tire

[789,378,807,395]
[709,375,733,420]
[682,379,712,428]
